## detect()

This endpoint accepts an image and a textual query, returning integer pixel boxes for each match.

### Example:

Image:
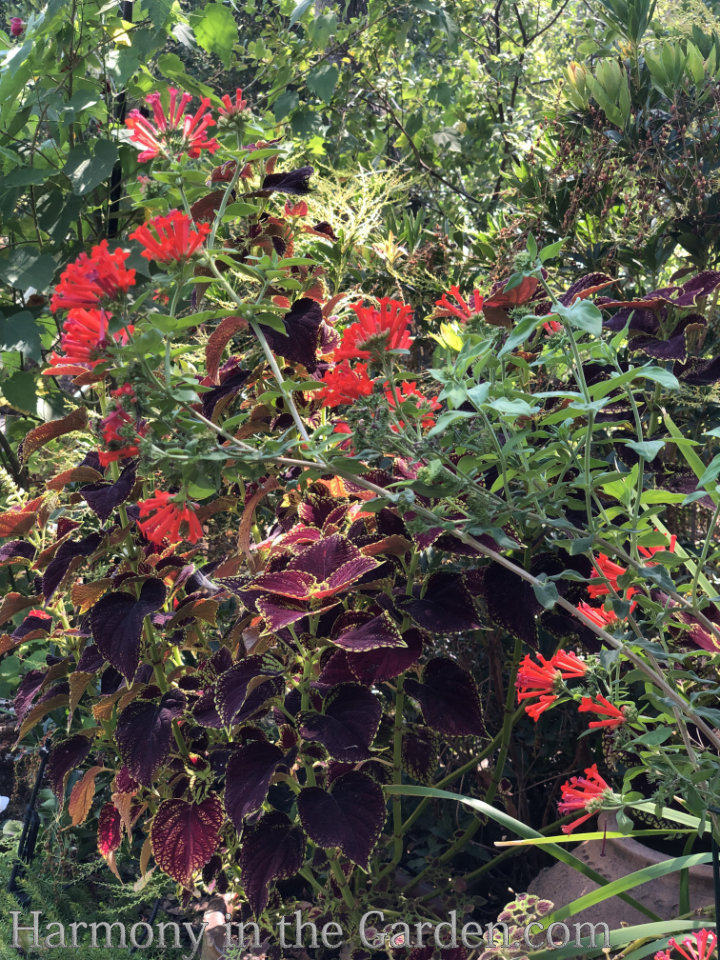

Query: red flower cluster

[515,650,587,721]
[578,534,678,629]
[46,310,134,375]
[125,88,219,162]
[656,931,718,960]
[137,492,203,545]
[435,285,483,322]
[218,87,248,118]
[334,298,413,361]
[129,211,211,263]
[50,240,136,314]
[98,396,147,467]
[46,241,136,374]
[558,764,613,833]
[385,381,441,431]
[317,361,373,408]
[10,17,24,36]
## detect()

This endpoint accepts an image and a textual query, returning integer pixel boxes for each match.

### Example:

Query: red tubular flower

[137,492,204,545]
[98,405,146,466]
[587,554,628,599]
[384,381,441,431]
[50,240,136,314]
[515,651,587,721]
[125,88,219,162]
[317,361,373,408]
[45,310,134,374]
[333,298,413,361]
[578,695,627,729]
[543,319,562,335]
[434,286,483,322]
[656,931,718,960]
[218,88,248,117]
[558,764,613,833]
[577,600,619,629]
[284,200,308,217]
[129,211,211,263]
[639,534,677,560]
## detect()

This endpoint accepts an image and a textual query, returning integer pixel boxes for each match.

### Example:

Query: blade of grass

[384,784,661,921]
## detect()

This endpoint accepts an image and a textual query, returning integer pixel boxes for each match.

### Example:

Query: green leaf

[2,371,37,414]
[273,89,299,121]
[487,397,537,416]
[64,140,118,196]
[497,312,542,358]
[639,366,680,389]
[624,440,665,462]
[289,0,313,26]
[0,312,43,360]
[307,63,338,103]
[554,298,603,336]
[193,3,238,68]
[696,453,720,489]
[3,167,52,187]
[539,238,565,262]
[0,250,56,293]
[532,579,559,609]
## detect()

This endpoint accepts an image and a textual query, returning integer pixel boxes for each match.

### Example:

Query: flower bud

[10,17,24,36]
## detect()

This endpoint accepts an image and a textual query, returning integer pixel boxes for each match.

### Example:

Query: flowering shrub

[4,78,720,951]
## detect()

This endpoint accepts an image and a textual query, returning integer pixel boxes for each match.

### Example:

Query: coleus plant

[0,86,493,933]
[5,84,720,945]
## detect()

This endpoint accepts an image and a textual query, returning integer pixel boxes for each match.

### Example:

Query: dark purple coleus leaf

[238,811,306,915]
[115,766,138,794]
[346,628,423,684]
[151,795,223,888]
[47,734,93,804]
[677,355,720,385]
[115,689,187,786]
[398,572,481,634]
[402,725,439,784]
[247,570,317,600]
[80,461,137,522]
[297,771,385,869]
[669,270,720,306]
[629,314,705,362]
[201,369,250,419]
[332,611,404,652]
[90,578,166,679]
[260,298,323,372]
[559,272,615,307]
[224,742,284,829]
[215,656,283,726]
[299,684,381,761]
[288,534,379,594]
[255,596,309,631]
[404,658,485,737]
[192,688,223,728]
[0,540,35,565]
[98,802,122,857]
[43,532,102,601]
[14,668,46,724]
[259,165,313,195]
[12,611,52,641]
[76,644,105,673]
[483,561,540,646]
[315,650,358,688]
